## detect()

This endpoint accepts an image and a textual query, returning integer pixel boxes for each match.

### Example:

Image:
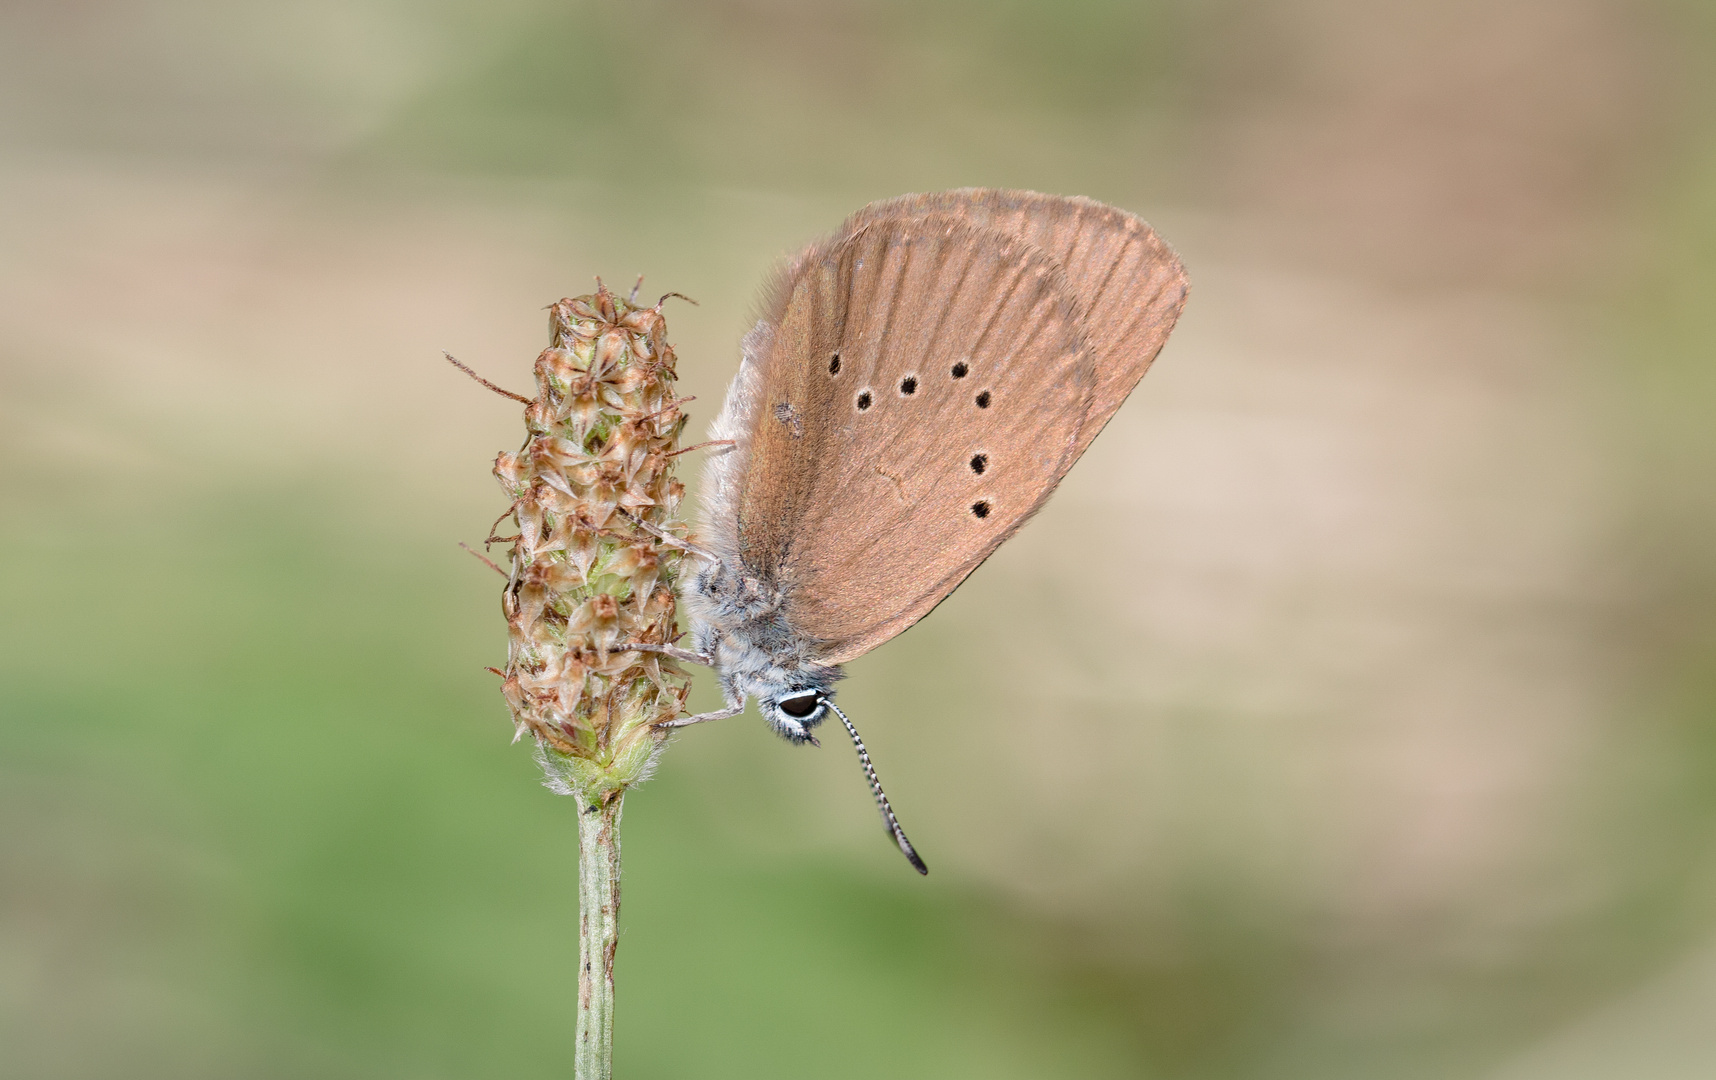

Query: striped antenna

[825,701,928,875]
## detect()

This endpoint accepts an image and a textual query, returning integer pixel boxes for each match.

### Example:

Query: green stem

[576,793,623,1080]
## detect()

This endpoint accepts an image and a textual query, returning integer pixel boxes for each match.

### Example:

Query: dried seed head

[489,282,694,805]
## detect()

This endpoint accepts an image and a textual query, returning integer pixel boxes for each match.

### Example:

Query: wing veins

[1083,226,1135,319]
[800,284,1088,643]
[826,234,978,497]
[844,247,1041,516]
[1107,265,1175,364]
[862,232,917,383]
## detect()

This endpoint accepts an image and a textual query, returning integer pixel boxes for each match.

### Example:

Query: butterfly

[629,189,1186,872]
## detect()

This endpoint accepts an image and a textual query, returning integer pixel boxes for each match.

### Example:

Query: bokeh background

[4,1,1716,1077]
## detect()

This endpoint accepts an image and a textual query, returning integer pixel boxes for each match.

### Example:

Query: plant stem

[576,793,623,1080]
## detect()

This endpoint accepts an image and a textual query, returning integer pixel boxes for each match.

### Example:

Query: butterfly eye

[778,693,821,719]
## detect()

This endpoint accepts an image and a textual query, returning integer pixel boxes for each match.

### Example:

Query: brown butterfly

[636,189,1186,872]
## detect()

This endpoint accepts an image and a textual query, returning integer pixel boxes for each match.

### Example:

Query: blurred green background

[4,1,1716,1077]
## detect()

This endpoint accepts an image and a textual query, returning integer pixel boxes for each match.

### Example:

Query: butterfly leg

[613,509,718,562]
[614,642,713,666]
[657,702,744,729]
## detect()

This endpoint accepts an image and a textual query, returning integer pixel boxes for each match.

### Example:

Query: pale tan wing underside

[847,190,1188,457]
[735,214,1096,663]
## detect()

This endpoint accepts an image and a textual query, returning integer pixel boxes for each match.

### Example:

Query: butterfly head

[765,688,829,744]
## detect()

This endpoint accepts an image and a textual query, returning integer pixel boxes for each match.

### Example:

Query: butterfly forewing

[736,214,1095,663]
[848,190,1188,459]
